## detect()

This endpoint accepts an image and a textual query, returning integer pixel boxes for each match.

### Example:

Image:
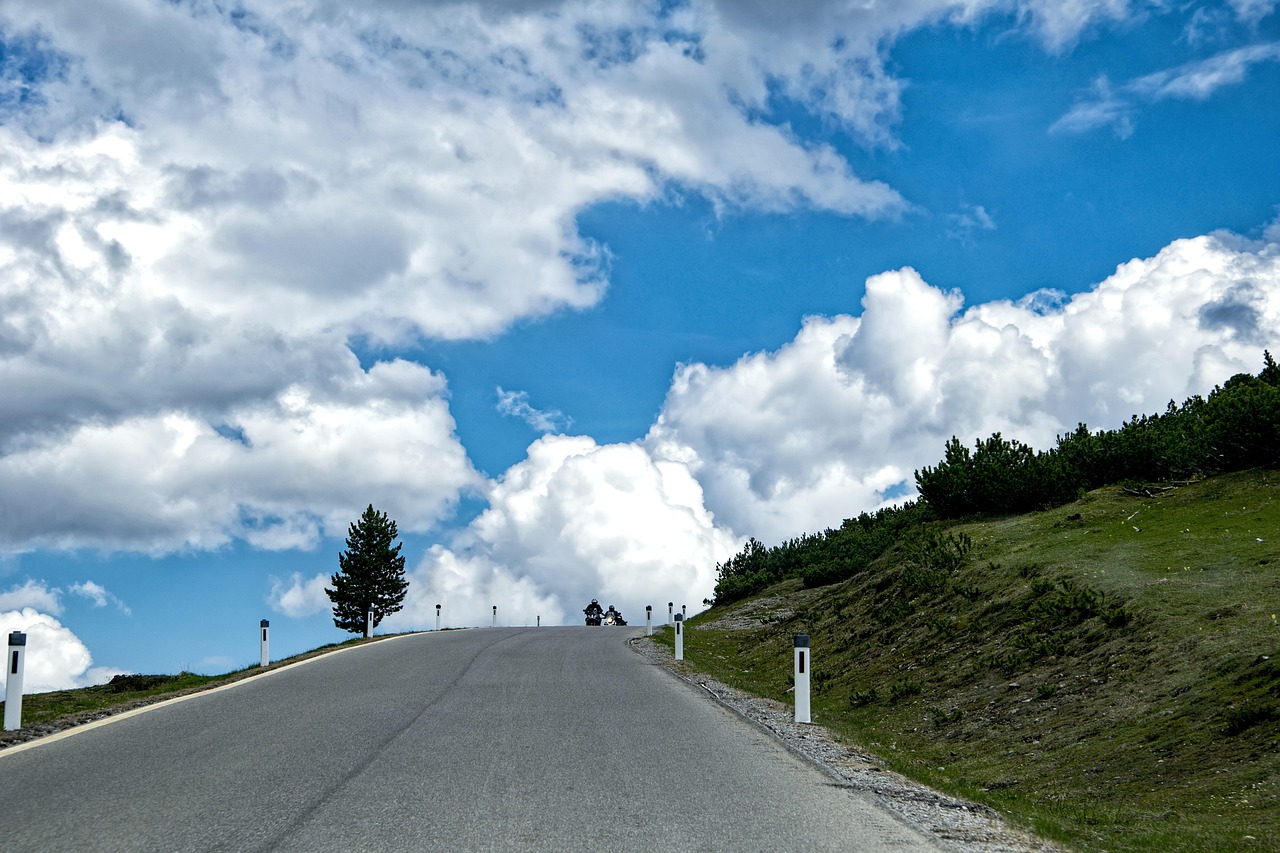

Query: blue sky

[1,0,1278,689]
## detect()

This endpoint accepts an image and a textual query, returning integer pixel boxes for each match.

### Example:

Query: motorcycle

[584,599,627,626]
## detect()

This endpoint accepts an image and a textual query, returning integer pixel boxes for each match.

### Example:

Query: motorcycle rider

[583,599,604,625]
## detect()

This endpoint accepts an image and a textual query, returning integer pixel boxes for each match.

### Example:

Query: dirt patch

[699,588,827,631]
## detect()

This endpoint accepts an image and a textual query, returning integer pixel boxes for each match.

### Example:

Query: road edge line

[0,632,428,758]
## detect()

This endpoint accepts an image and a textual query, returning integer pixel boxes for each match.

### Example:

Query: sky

[1,0,1278,691]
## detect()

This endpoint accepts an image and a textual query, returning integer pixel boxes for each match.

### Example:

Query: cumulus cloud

[0,0,1251,640]
[0,360,481,552]
[0,0,947,557]
[0,0,1170,559]
[646,230,1280,541]
[385,435,741,628]
[0,608,123,693]
[268,571,331,619]
[0,579,62,614]
[381,226,1279,616]
[0,0,908,355]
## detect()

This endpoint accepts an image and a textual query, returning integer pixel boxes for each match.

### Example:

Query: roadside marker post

[794,634,811,724]
[365,605,373,639]
[674,613,684,661]
[259,620,270,667]
[435,603,441,631]
[668,602,673,626]
[537,615,541,627]
[681,605,686,620]
[645,605,652,636]
[492,605,497,628]
[5,631,26,731]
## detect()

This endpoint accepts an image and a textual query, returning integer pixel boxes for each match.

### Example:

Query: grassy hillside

[668,469,1279,852]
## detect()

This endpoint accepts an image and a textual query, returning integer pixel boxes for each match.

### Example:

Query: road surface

[0,627,942,851]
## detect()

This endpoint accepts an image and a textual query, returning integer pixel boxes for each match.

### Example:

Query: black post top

[260,620,269,628]
[8,631,26,646]
[436,604,441,609]
[674,613,683,622]
[646,605,652,612]
[794,634,810,648]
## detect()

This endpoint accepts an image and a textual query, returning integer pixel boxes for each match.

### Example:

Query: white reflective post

[4,631,26,731]
[794,634,811,724]
[537,615,541,627]
[365,606,373,639]
[674,613,684,661]
[435,603,441,631]
[645,605,652,636]
[667,602,673,627]
[681,604,687,620]
[259,620,270,667]
[492,605,497,628]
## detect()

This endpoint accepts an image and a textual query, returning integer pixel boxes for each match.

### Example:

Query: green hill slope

[674,469,1279,852]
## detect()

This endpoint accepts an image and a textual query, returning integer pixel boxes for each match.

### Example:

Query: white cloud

[268,572,332,619]
[384,224,1280,616]
[0,580,62,614]
[0,0,948,556]
[497,387,573,433]
[698,0,1138,137]
[0,0,1171,559]
[1131,42,1280,101]
[390,546,567,630]
[0,0,1250,601]
[0,0,911,360]
[1227,0,1279,24]
[1011,0,1132,51]
[1053,43,1280,136]
[647,230,1280,541]
[0,360,481,553]
[68,580,132,615]
[1050,75,1134,138]
[386,435,741,628]
[0,608,122,693]
[947,203,998,240]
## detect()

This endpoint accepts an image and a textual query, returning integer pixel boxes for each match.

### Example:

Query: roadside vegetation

[711,353,1280,605]
[660,355,1280,852]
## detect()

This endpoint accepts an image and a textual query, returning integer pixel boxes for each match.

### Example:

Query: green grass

[0,633,403,744]
[657,469,1280,852]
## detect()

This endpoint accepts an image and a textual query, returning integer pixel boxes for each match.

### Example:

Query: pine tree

[326,505,409,637]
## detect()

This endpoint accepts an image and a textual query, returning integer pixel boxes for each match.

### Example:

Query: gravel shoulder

[630,635,1067,853]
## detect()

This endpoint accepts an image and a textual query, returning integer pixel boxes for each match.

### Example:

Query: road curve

[0,627,943,852]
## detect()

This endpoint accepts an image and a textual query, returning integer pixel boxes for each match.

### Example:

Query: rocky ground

[630,635,1066,853]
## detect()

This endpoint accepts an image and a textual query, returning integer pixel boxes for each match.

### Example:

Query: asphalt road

[0,628,942,852]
